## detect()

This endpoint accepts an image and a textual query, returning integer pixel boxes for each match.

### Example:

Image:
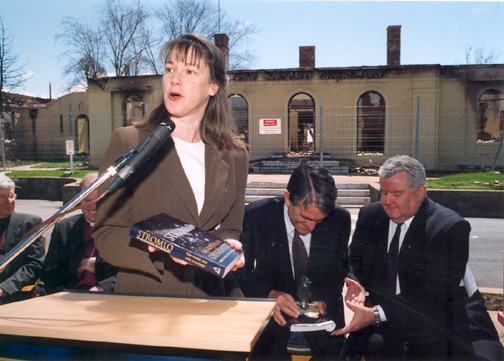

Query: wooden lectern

[0,291,275,360]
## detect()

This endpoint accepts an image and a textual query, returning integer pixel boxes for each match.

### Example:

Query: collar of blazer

[3,212,23,250]
[160,137,231,227]
[390,198,431,257]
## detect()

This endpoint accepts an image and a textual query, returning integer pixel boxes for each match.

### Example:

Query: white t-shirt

[172,137,205,215]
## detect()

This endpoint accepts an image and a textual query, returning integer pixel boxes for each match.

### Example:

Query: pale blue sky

[1,0,503,98]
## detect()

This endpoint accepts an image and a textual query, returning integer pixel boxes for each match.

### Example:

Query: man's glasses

[0,194,16,203]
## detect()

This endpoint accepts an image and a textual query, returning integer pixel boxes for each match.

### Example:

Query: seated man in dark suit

[42,173,117,294]
[462,265,503,361]
[0,173,44,305]
[236,164,363,360]
[334,155,487,360]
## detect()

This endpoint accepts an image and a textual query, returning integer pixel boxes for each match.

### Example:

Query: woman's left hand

[147,239,245,270]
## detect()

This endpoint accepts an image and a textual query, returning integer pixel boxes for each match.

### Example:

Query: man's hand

[268,290,300,326]
[89,285,105,292]
[331,298,375,336]
[77,257,96,275]
[343,277,366,305]
[0,288,7,298]
[311,300,327,316]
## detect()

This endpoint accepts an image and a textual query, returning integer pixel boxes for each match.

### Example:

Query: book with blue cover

[130,213,243,278]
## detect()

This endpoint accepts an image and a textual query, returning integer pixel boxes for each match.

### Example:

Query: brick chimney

[387,25,401,66]
[299,46,315,68]
[214,33,229,70]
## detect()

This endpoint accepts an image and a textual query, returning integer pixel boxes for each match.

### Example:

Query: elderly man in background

[42,173,117,294]
[0,173,44,305]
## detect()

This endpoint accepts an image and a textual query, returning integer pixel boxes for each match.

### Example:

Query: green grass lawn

[4,162,504,190]
[31,162,88,169]
[426,171,504,190]
[5,161,97,179]
[6,169,96,178]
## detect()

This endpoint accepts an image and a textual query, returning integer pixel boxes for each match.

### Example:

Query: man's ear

[418,184,427,201]
[284,190,291,206]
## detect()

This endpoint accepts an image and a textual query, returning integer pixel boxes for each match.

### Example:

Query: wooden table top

[0,292,275,353]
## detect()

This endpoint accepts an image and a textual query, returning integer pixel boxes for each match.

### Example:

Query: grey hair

[80,172,98,190]
[378,155,426,190]
[0,173,15,190]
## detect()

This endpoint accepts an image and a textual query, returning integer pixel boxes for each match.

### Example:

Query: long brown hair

[136,33,244,150]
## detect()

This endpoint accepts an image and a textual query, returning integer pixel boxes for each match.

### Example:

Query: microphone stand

[0,119,175,273]
[0,166,117,273]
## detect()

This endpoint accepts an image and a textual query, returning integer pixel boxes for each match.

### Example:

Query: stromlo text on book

[130,213,243,278]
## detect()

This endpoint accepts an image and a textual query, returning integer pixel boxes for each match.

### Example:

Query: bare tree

[56,0,258,81]
[56,17,107,89]
[465,45,500,64]
[0,16,26,93]
[136,24,164,75]
[223,18,258,70]
[102,0,149,76]
[55,0,149,82]
[156,0,218,39]
[154,0,258,71]
[0,16,27,170]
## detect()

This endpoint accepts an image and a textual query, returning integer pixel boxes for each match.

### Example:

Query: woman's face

[162,49,218,124]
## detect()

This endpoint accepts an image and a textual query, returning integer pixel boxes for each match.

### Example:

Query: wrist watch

[372,306,382,325]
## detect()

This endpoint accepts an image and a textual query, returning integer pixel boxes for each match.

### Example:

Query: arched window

[477,89,504,142]
[76,115,90,153]
[357,91,385,153]
[228,94,249,144]
[289,93,315,153]
[123,95,145,127]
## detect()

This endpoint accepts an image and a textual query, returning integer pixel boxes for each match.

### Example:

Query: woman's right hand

[147,245,189,265]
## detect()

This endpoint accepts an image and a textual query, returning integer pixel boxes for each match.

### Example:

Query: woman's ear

[209,83,219,97]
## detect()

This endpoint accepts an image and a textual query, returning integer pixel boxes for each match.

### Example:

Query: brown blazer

[93,126,248,298]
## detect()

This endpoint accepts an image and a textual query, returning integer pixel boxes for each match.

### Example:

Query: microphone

[107,119,176,193]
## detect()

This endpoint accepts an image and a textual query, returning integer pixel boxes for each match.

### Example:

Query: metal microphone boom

[0,119,175,272]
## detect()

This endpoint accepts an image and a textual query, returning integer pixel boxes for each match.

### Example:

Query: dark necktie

[292,230,308,282]
[74,221,97,289]
[386,223,403,296]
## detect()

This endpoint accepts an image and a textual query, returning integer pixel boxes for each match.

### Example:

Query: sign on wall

[259,118,281,135]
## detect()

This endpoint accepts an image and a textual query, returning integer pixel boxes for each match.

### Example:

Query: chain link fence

[2,105,503,172]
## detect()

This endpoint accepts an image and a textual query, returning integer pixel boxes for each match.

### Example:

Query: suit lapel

[263,199,294,285]
[371,209,390,258]
[372,210,391,291]
[399,199,429,267]
[157,137,200,224]
[278,205,294,283]
[198,145,230,227]
[308,225,324,272]
[4,212,21,252]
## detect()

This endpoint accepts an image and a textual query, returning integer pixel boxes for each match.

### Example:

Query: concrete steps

[249,154,352,175]
[245,182,371,208]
